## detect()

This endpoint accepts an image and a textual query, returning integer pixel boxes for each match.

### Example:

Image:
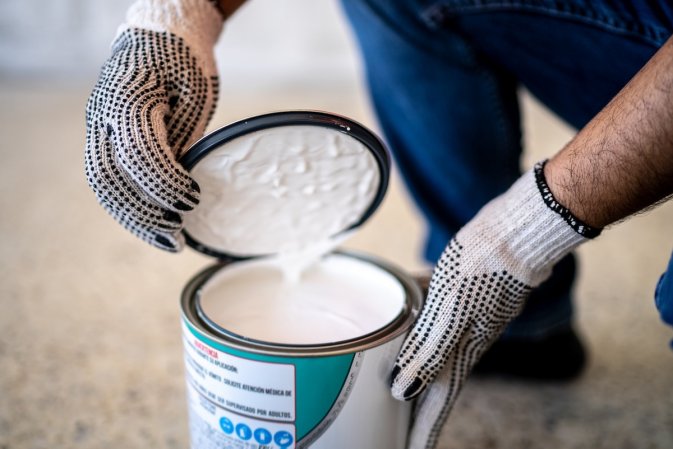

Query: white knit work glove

[391,161,601,449]
[85,0,223,251]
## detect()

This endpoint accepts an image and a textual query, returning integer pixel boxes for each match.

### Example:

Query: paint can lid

[179,111,390,260]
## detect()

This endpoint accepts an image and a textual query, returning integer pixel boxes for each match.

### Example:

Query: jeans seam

[356,0,484,68]
[482,66,516,172]
[422,0,671,47]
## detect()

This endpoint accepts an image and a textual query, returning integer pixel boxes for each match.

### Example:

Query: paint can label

[183,321,361,449]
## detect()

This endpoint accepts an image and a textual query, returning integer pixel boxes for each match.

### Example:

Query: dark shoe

[472,327,587,381]
[412,272,587,381]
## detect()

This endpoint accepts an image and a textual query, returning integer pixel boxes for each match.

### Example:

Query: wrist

[535,160,602,238]
[515,162,592,283]
[206,0,226,19]
[457,161,601,286]
[122,0,224,69]
[213,0,247,20]
[543,155,607,229]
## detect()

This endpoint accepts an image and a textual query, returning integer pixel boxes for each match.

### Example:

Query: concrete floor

[1,81,672,449]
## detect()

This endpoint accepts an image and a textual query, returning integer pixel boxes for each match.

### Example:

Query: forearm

[215,0,247,18]
[545,36,673,229]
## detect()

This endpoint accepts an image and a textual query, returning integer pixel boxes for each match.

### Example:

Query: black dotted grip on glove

[85,28,218,251]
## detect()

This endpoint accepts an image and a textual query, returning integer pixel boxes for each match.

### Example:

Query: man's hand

[392,36,673,449]
[392,162,600,449]
[85,0,223,251]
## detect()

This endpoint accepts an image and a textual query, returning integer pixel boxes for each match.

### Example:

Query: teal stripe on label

[184,319,355,440]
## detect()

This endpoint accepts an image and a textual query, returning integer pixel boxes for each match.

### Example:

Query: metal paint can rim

[181,250,422,357]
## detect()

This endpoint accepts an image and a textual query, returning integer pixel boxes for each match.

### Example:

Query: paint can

[179,111,422,449]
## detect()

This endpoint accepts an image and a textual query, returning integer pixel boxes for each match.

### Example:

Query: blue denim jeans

[656,252,673,346]
[340,0,673,338]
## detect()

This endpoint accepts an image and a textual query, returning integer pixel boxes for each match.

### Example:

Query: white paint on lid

[183,125,381,257]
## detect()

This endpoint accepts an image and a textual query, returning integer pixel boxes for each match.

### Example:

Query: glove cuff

[121,0,224,74]
[533,160,602,239]
[457,160,602,287]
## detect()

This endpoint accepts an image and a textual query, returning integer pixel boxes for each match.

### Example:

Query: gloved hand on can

[85,0,225,251]
[391,161,601,449]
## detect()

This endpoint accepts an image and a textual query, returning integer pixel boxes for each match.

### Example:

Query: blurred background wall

[0,0,360,90]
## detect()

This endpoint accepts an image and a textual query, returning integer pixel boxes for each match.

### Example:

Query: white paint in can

[182,253,419,449]
[198,253,406,344]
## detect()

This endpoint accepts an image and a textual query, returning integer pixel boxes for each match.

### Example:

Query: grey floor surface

[1,82,672,449]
